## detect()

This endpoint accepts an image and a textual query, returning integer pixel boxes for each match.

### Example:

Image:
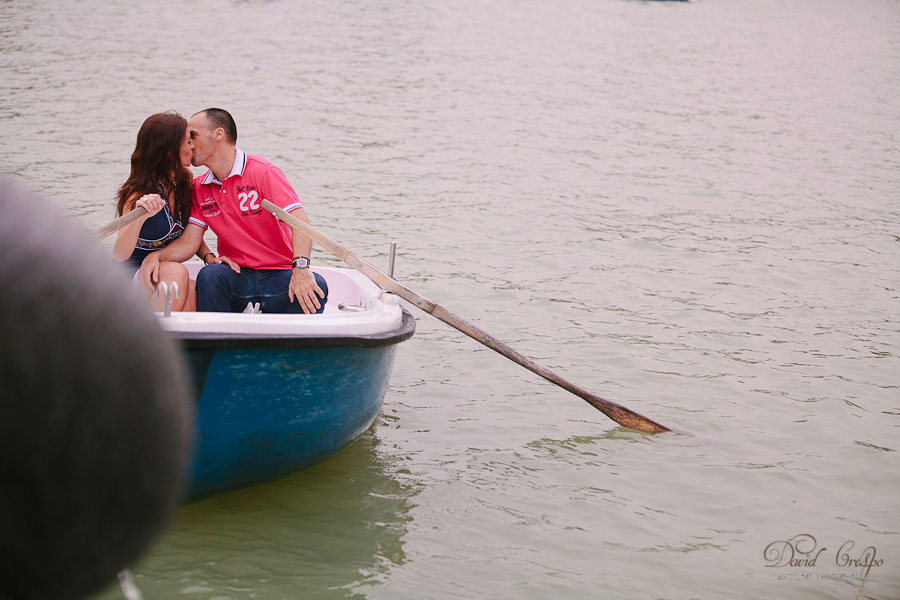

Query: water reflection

[527,429,652,456]
[91,424,417,599]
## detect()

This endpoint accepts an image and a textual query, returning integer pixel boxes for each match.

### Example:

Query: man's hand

[288,268,325,314]
[137,252,161,292]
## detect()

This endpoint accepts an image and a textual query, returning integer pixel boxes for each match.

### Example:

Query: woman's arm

[193,237,242,273]
[112,194,165,261]
[196,239,214,264]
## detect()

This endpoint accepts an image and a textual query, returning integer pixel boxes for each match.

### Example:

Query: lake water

[2,0,899,598]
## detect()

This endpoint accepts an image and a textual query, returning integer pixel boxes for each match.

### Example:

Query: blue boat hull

[178,309,415,500]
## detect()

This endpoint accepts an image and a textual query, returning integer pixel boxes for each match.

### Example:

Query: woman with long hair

[113,112,211,311]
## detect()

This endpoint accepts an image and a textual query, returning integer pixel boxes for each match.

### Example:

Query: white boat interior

[155,264,405,338]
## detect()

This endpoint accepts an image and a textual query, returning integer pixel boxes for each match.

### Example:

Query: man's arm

[136,224,205,289]
[286,207,325,314]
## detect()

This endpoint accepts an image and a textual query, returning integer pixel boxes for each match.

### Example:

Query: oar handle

[93,207,148,240]
[261,201,438,308]
[262,200,670,434]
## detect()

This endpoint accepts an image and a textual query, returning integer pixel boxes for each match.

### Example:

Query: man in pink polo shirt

[137,108,328,314]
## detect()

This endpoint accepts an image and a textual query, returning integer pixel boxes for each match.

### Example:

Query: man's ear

[213,127,225,142]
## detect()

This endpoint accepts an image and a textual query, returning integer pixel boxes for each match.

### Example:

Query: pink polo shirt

[189,149,304,269]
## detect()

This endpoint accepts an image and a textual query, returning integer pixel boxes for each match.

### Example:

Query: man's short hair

[200,108,237,144]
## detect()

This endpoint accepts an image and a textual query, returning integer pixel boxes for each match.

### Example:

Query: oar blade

[584,393,670,434]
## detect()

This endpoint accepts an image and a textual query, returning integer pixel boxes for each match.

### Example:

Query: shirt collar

[201,148,247,185]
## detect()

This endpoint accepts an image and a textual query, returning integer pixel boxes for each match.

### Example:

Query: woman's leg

[155,262,191,311]
[184,279,196,312]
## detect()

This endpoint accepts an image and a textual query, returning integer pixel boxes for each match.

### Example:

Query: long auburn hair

[116,112,192,222]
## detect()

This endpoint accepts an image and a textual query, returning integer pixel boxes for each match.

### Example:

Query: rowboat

[155,264,415,500]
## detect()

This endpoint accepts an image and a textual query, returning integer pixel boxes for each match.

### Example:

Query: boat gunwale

[173,308,416,349]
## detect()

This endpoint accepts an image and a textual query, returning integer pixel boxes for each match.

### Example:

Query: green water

[2,0,899,598]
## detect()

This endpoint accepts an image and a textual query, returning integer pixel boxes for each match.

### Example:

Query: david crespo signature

[763,534,884,580]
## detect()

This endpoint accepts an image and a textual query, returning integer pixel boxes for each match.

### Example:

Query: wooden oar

[92,207,147,240]
[263,200,671,434]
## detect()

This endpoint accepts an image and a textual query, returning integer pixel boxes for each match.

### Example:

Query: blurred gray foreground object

[0,177,193,600]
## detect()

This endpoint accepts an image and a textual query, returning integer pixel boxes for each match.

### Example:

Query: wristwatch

[292,256,310,269]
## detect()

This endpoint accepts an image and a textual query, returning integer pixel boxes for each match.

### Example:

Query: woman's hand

[113,193,166,262]
[135,194,165,217]
[209,255,241,274]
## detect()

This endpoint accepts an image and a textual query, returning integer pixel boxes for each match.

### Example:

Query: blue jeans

[195,265,328,314]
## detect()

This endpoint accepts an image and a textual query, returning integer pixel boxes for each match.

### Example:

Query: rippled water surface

[2,0,899,598]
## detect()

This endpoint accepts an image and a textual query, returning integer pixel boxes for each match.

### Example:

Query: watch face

[293,257,309,268]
